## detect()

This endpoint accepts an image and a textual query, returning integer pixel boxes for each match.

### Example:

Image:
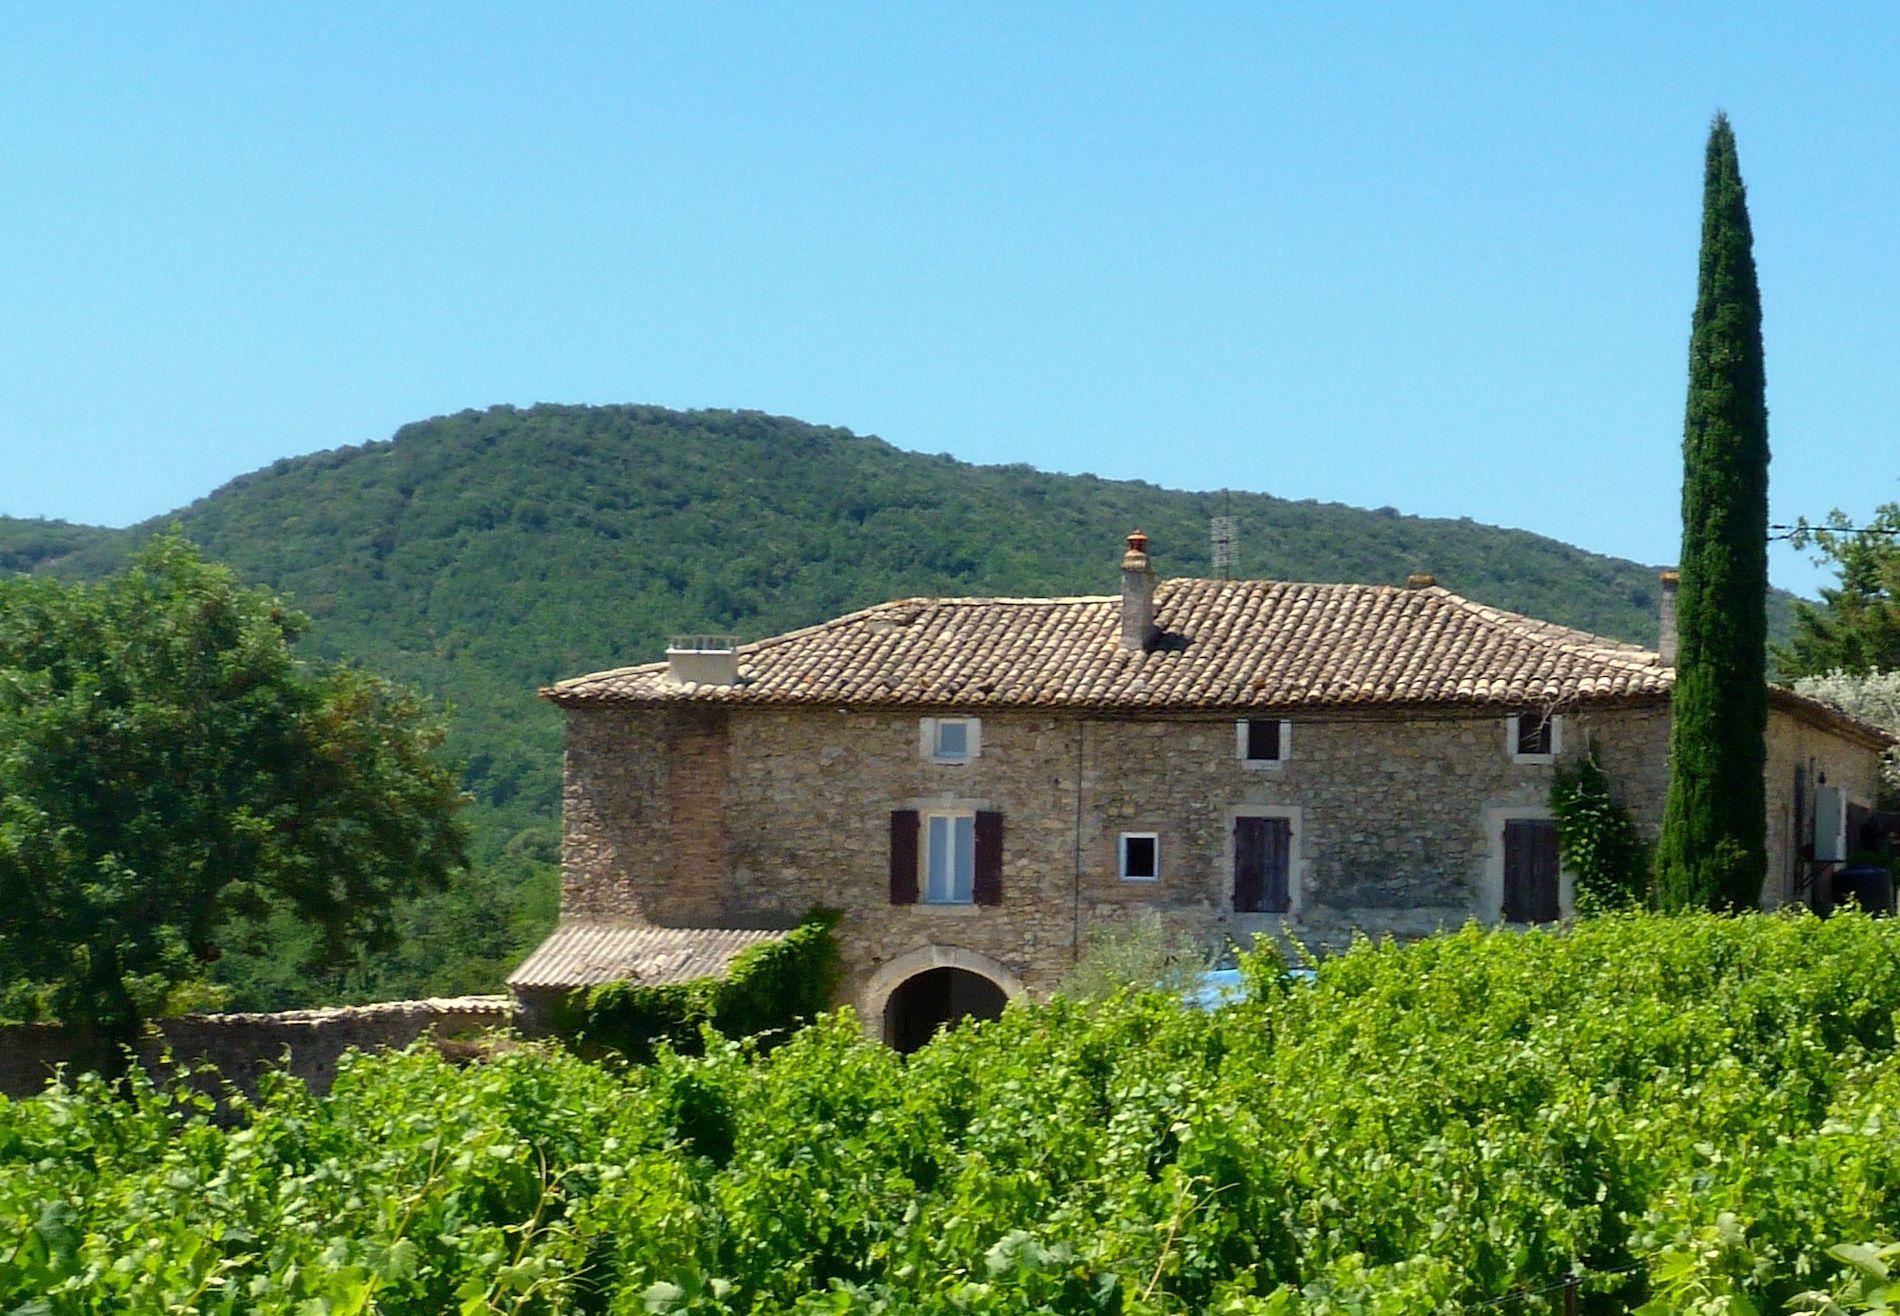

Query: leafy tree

[1657,114,1772,911]
[1778,504,1900,677]
[0,534,469,1060]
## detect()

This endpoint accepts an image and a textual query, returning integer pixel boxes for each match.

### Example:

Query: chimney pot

[1658,569,1679,666]
[1406,573,1437,590]
[667,634,739,686]
[1120,530,1156,650]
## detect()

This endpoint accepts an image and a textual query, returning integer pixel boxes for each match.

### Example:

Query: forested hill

[0,516,117,574]
[15,403,1708,833]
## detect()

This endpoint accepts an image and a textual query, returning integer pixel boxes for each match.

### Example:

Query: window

[889,808,1003,906]
[1501,817,1561,922]
[1119,832,1159,882]
[1237,718,1290,768]
[1233,815,1293,913]
[924,812,976,903]
[922,717,980,763]
[1509,712,1561,762]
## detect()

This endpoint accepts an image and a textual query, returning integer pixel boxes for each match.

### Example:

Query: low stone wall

[0,996,516,1100]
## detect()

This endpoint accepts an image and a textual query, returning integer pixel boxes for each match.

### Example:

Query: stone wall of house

[0,997,514,1100]
[561,706,678,921]
[557,697,1886,1032]
[567,700,1848,1024]
[1763,705,1884,908]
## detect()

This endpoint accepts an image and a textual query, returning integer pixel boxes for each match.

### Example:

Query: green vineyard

[8,913,1900,1314]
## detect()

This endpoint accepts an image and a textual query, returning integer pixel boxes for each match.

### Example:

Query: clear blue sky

[3,5,1896,595]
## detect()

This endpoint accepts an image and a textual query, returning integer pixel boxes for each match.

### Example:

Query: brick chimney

[1657,570,1679,666]
[1121,531,1156,650]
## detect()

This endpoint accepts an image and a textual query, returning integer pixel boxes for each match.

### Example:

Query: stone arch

[861,945,1026,1050]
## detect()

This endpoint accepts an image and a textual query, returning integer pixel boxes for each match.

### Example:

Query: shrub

[1054,909,1218,1002]
[1550,750,1651,911]
[556,909,840,1062]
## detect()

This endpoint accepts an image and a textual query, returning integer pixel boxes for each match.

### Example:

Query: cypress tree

[1656,113,1771,910]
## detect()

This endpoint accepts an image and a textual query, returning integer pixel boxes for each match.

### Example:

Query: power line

[1768,523,1900,544]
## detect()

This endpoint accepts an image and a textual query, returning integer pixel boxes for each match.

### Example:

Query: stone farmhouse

[510,534,1891,1048]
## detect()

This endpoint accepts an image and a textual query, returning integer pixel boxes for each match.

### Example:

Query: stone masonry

[539,550,1892,1041]
[559,694,1885,1030]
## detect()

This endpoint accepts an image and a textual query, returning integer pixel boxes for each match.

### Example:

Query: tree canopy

[1778,503,1900,678]
[0,535,470,1053]
[1657,113,1772,912]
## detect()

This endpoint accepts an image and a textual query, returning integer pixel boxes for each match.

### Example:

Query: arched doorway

[861,945,1025,1053]
[883,967,1008,1052]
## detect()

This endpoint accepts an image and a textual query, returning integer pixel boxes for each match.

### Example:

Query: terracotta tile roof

[543,579,1676,712]
[506,923,788,991]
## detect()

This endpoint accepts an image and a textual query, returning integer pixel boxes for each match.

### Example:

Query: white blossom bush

[1794,669,1900,799]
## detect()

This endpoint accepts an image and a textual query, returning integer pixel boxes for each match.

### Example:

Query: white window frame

[1507,712,1562,764]
[1118,832,1161,883]
[921,810,976,904]
[1235,718,1292,770]
[920,716,981,764]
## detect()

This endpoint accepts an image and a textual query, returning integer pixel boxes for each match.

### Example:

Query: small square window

[1510,713,1560,761]
[923,717,980,763]
[935,720,968,760]
[1237,718,1290,768]
[1120,832,1159,882]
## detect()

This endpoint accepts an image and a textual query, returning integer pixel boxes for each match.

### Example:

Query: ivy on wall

[1550,752,1651,913]
[554,910,841,1063]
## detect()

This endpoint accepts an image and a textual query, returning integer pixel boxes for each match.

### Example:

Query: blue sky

[2,5,1896,595]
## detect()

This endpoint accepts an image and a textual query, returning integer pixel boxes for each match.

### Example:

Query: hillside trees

[1657,114,1772,911]
[3,402,1804,1000]
[0,535,469,1060]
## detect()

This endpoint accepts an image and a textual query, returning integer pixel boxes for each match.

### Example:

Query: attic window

[1237,719,1290,769]
[922,717,981,763]
[1510,712,1561,762]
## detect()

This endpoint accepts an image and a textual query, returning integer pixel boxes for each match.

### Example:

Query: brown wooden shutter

[1503,819,1560,922]
[1234,816,1268,912]
[889,810,919,905]
[1528,820,1560,921]
[973,810,1004,906]
[1264,818,1292,914]
[1502,820,1529,921]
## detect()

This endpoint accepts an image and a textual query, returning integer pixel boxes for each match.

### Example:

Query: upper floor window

[925,811,976,903]
[922,716,981,763]
[1509,712,1561,763]
[1237,718,1290,769]
[889,808,1004,907]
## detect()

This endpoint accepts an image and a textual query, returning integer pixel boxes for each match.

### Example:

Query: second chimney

[1121,531,1156,650]
[1658,569,1679,666]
